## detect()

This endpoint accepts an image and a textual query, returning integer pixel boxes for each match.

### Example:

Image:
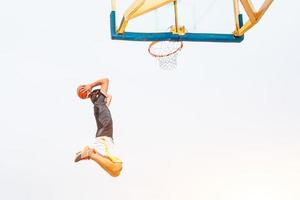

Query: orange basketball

[77,86,88,99]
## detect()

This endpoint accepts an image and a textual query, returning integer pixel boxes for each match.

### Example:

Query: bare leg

[75,146,122,177]
[90,152,122,177]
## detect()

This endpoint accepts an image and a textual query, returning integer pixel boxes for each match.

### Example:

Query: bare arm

[78,78,112,105]
[89,78,110,96]
[88,78,112,106]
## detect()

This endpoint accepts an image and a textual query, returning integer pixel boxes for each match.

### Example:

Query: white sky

[1,0,300,200]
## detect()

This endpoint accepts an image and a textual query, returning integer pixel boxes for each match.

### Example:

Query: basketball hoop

[148,40,183,70]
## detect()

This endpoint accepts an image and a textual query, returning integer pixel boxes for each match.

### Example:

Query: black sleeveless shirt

[89,89,113,138]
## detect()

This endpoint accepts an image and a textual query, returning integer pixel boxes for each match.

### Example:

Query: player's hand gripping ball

[77,85,88,99]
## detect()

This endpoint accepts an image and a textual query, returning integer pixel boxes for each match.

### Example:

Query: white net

[148,41,183,70]
[157,54,178,70]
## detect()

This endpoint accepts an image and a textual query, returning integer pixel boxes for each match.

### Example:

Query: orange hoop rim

[148,41,183,58]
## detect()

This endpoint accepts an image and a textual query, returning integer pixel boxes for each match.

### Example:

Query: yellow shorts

[93,136,122,163]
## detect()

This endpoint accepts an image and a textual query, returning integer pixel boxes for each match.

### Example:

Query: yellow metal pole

[256,0,273,21]
[234,0,273,36]
[173,0,179,33]
[235,20,254,36]
[240,0,256,23]
[233,0,240,32]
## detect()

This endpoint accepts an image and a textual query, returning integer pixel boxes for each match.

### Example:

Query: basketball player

[75,78,122,177]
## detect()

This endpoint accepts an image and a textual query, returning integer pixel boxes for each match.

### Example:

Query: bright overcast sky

[1,1,300,200]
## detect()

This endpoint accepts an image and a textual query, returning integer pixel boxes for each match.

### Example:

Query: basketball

[77,86,88,99]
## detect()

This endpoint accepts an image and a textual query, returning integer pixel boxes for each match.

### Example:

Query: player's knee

[110,163,122,177]
[110,171,120,177]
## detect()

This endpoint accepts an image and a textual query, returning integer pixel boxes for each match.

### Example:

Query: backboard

[115,0,235,33]
[110,0,273,42]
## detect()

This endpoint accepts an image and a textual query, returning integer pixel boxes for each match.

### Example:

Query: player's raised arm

[89,78,110,96]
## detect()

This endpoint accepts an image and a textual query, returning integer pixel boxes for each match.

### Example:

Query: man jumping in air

[74,78,122,177]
